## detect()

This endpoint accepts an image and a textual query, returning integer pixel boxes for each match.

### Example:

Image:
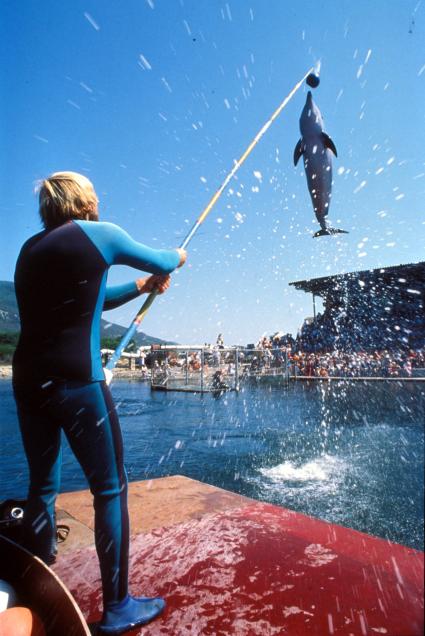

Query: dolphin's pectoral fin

[293,139,304,166]
[321,133,337,157]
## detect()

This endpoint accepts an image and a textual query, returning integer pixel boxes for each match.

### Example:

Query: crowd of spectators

[296,293,424,354]
[251,334,425,378]
[285,349,424,378]
[251,306,425,378]
[259,285,425,377]
[138,337,424,380]
[139,293,425,380]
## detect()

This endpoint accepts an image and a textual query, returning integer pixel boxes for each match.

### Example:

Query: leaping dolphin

[294,91,348,237]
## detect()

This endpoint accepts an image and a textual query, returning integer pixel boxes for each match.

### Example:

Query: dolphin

[294,91,348,237]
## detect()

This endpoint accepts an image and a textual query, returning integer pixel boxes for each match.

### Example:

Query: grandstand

[290,262,425,352]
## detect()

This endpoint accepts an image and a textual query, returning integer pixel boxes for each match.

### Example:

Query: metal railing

[102,346,425,388]
[149,346,290,393]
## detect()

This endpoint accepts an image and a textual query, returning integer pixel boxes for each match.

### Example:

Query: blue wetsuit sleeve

[113,230,180,273]
[104,281,140,311]
[76,221,180,274]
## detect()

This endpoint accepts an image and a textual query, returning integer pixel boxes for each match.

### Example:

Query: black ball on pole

[306,73,320,88]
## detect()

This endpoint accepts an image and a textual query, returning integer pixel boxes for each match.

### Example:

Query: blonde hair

[37,171,99,229]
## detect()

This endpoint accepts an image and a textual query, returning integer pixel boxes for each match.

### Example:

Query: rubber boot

[97,595,166,635]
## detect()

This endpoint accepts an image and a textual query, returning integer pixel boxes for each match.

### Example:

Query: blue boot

[97,595,166,635]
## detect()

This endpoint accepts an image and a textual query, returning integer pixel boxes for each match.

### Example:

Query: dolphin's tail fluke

[313,227,349,238]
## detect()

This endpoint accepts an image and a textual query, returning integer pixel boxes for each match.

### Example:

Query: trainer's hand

[176,248,187,268]
[136,275,171,295]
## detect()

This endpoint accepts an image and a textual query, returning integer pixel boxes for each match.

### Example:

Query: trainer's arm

[103,281,140,310]
[101,222,181,273]
[76,220,186,273]
[103,274,172,310]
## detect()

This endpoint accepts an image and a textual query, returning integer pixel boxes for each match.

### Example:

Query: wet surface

[54,481,424,636]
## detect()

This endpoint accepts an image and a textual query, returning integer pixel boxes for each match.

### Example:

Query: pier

[53,476,424,635]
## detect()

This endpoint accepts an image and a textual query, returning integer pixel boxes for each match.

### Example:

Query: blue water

[1,378,424,550]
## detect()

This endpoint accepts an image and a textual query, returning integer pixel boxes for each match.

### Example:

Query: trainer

[12,171,186,634]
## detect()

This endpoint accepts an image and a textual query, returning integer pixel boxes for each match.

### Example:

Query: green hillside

[0,281,20,332]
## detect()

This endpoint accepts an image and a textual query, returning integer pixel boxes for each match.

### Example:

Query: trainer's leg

[58,381,129,603]
[58,381,165,633]
[14,393,61,564]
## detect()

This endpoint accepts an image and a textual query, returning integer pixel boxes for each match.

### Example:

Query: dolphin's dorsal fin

[321,132,337,157]
[293,139,304,166]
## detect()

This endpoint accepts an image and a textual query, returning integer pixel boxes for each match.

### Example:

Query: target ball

[306,73,320,88]
[0,580,18,612]
[0,607,46,635]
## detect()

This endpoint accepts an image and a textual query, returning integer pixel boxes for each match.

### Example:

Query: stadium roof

[289,261,425,296]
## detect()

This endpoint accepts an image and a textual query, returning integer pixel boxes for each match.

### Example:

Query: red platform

[53,478,424,635]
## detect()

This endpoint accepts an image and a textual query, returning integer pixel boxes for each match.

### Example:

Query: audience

[251,293,424,377]
[142,293,425,380]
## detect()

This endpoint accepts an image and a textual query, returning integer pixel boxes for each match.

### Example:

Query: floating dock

[53,476,424,635]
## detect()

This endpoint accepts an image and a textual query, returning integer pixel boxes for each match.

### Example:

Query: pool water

[1,378,423,550]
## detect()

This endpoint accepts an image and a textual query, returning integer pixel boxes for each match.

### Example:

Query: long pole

[104,67,313,383]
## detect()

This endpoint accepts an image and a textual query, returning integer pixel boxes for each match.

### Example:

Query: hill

[0,281,20,332]
[0,280,173,346]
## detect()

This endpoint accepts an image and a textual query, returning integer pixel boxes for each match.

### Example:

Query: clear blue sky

[1,0,424,345]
